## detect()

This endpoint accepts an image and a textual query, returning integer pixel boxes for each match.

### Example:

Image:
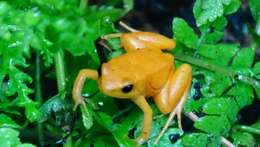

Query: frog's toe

[135,137,146,146]
[73,98,86,111]
[177,107,183,130]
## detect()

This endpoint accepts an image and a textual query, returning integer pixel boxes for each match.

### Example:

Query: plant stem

[54,50,66,93]
[54,50,72,147]
[234,125,260,135]
[174,53,260,89]
[35,53,44,146]
[80,0,88,11]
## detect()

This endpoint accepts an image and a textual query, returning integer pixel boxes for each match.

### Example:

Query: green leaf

[82,78,99,97]
[202,97,239,122]
[32,0,78,12]
[253,82,260,99]
[119,106,143,132]
[90,92,119,115]
[203,31,224,44]
[200,71,232,97]
[248,0,260,20]
[0,2,11,16]
[86,6,123,22]
[185,95,208,113]
[251,120,260,129]
[148,128,183,146]
[227,82,254,108]
[25,103,42,122]
[224,0,241,15]
[193,0,239,26]
[95,112,113,129]
[107,38,122,51]
[181,133,221,147]
[0,43,39,121]
[123,0,134,14]
[80,105,93,130]
[231,132,255,147]
[199,43,239,66]
[194,115,231,135]
[211,75,232,96]
[24,9,41,26]
[39,92,71,123]
[193,0,224,26]
[212,17,228,30]
[112,124,136,147]
[93,135,118,147]
[84,13,118,65]
[0,127,35,147]
[232,47,255,68]
[94,112,136,147]
[172,18,199,49]
[256,18,260,36]
[0,114,20,129]
[17,144,36,147]
[0,128,20,147]
[253,62,260,79]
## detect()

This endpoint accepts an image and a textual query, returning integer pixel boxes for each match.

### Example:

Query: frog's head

[98,62,144,99]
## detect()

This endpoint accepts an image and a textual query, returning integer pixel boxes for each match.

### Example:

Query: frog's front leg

[153,64,192,144]
[72,69,98,110]
[132,95,153,145]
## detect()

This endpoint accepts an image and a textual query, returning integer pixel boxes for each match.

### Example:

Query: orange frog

[72,24,192,145]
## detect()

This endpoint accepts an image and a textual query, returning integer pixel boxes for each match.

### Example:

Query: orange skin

[72,32,192,145]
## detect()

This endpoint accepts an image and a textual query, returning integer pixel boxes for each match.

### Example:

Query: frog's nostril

[122,84,133,93]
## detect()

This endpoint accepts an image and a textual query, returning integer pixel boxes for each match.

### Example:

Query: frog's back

[106,50,173,95]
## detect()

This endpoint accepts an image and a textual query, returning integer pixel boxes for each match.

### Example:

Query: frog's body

[72,31,192,145]
[100,49,173,99]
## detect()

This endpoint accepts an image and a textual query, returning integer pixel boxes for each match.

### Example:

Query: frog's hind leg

[153,64,192,144]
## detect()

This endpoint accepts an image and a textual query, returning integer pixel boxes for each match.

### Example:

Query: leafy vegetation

[0,0,259,146]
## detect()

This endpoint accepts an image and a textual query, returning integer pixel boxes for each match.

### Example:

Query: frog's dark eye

[122,84,133,93]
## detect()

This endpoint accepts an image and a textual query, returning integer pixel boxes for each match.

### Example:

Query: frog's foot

[101,33,122,40]
[73,97,86,111]
[119,21,139,32]
[153,89,190,144]
[72,69,98,111]
[101,21,139,40]
[132,96,153,146]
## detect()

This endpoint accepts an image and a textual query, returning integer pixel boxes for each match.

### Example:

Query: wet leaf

[227,82,254,108]
[39,92,71,123]
[80,105,93,130]
[248,0,260,20]
[0,128,35,147]
[181,133,221,147]
[199,44,239,66]
[203,97,239,122]
[194,115,231,135]
[0,114,20,129]
[94,112,136,147]
[172,18,199,49]
[252,62,260,79]
[231,131,255,147]
[232,47,255,68]
[0,128,20,147]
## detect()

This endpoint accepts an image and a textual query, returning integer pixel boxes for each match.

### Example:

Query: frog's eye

[122,84,133,93]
